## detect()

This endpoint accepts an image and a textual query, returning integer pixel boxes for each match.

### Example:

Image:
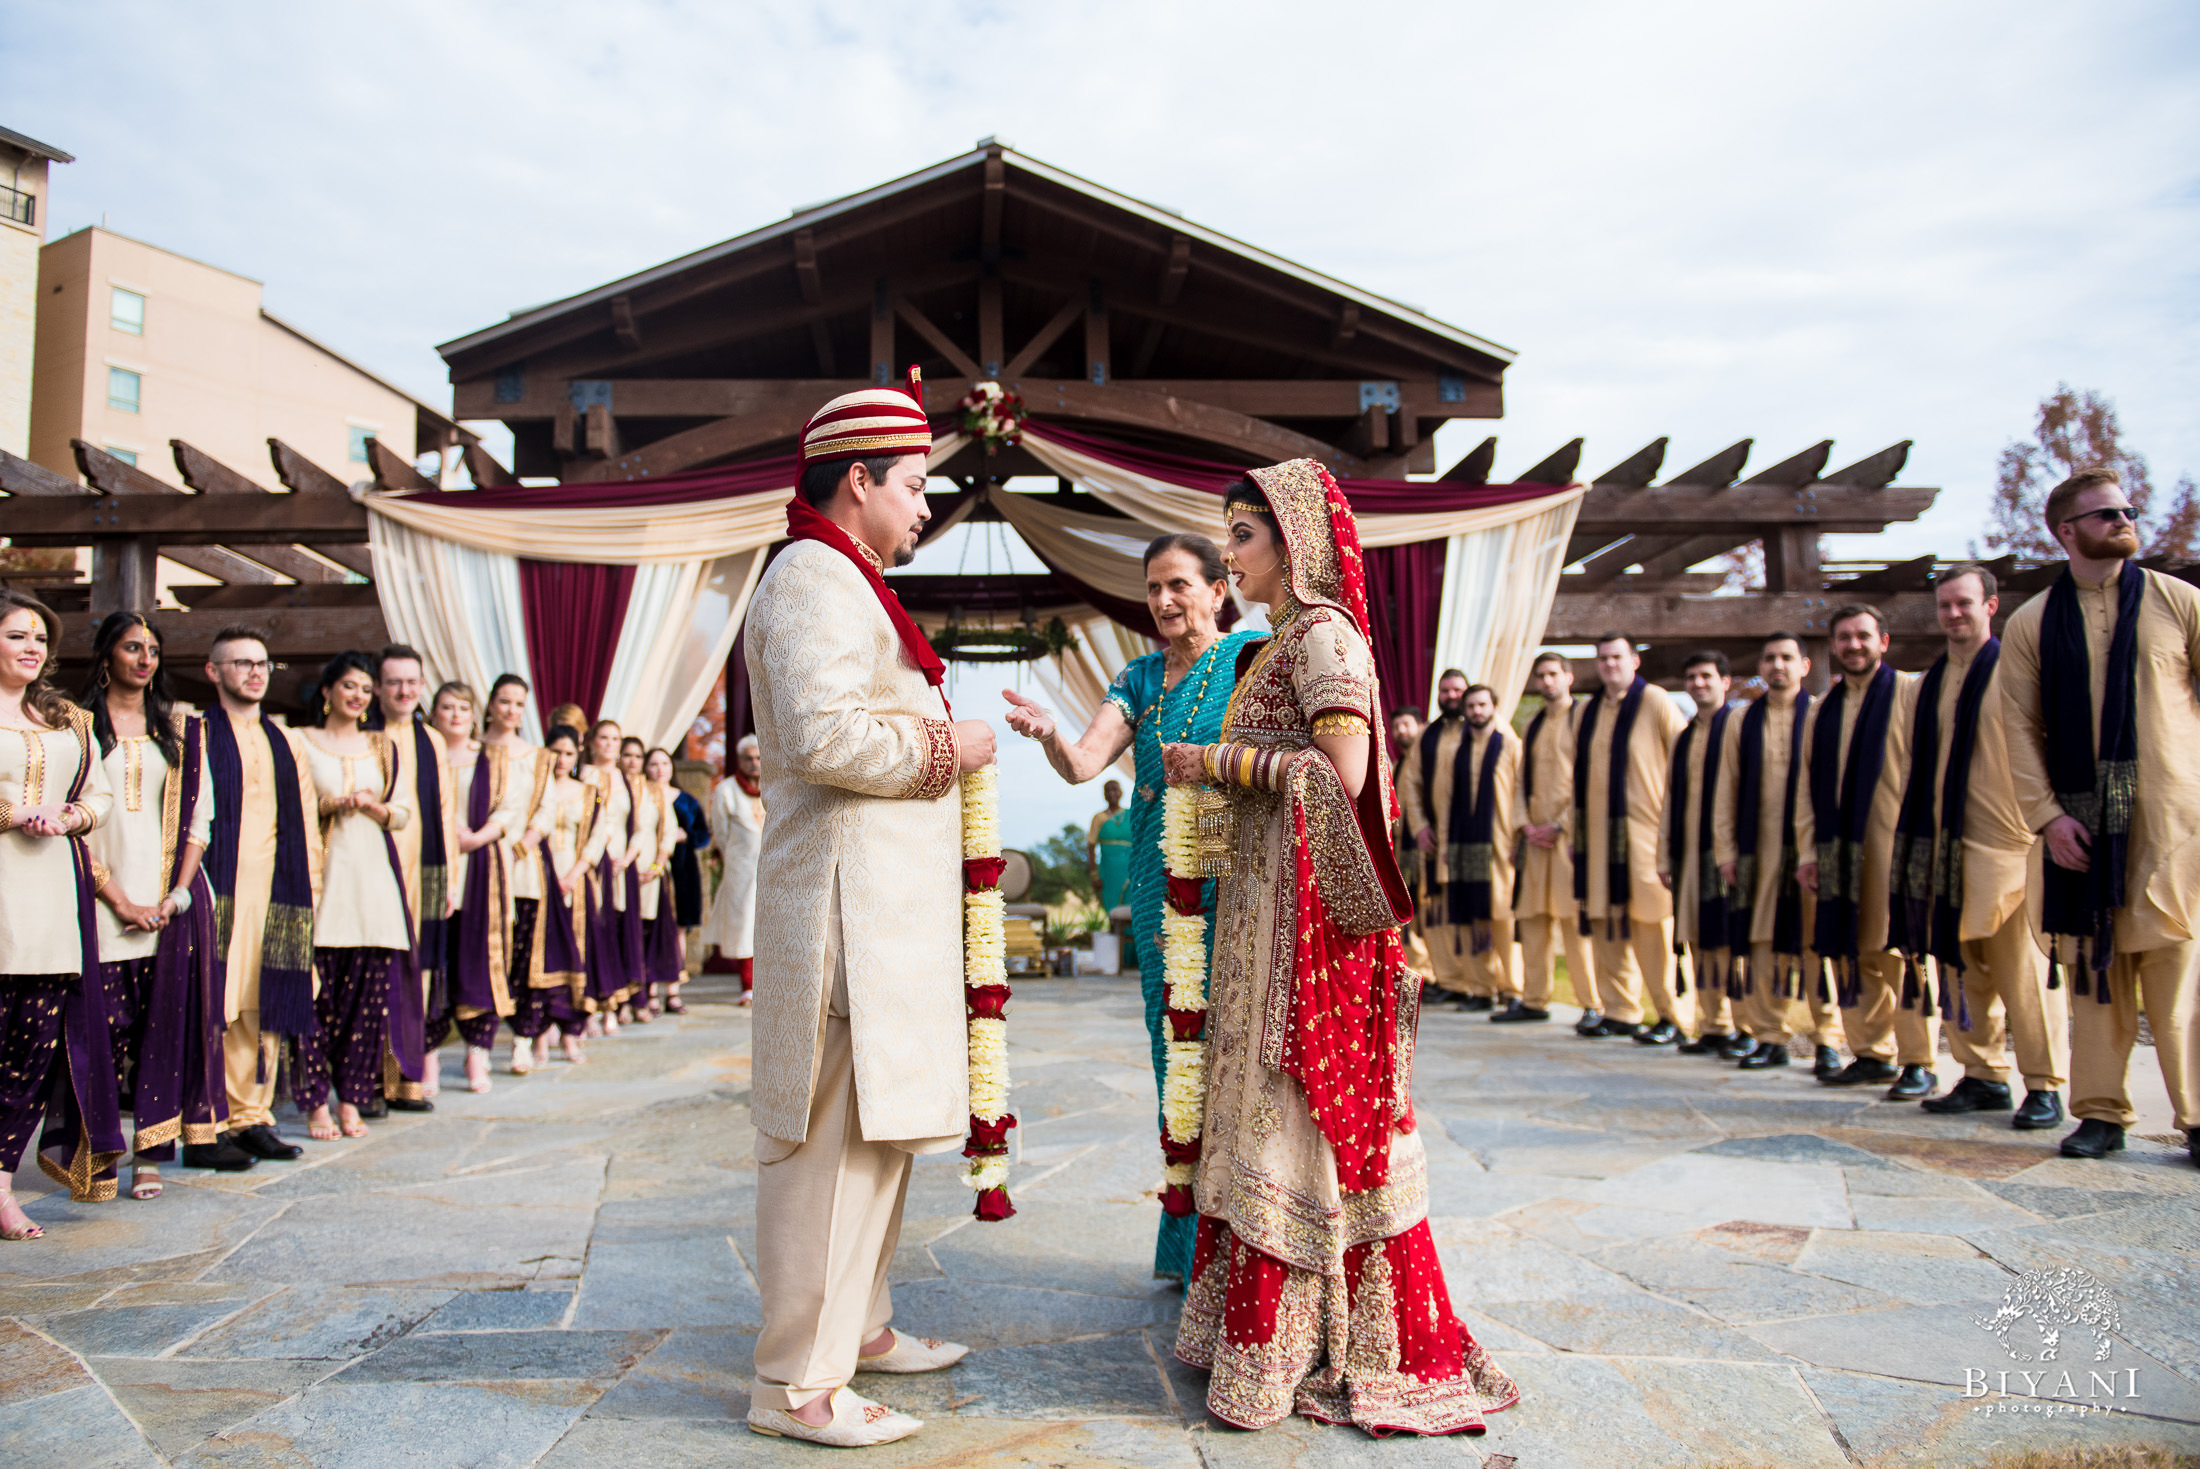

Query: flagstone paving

[5,974,2198,1467]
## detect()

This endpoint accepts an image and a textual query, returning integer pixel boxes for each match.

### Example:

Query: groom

[743,370,997,1447]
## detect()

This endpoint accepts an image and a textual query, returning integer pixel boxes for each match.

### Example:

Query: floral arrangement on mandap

[957,380,1024,455]
[960,763,1016,1220]
[1156,783,1219,1216]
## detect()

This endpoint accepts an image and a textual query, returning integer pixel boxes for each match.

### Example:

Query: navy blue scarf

[1729,691,1813,998]
[1889,642,2001,1023]
[204,710,316,1035]
[1810,663,1899,1000]
[1573,677,1648,938]
[2039,565,2141,995]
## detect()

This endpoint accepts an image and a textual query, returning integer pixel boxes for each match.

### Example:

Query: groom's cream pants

[751,1002,912,1412]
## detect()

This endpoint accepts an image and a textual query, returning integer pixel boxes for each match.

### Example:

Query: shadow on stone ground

[3,975,2197,1466]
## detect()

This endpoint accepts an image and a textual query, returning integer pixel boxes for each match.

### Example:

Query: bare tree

[1985,385,2198,560]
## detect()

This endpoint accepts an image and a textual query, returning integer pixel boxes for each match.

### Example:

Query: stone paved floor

[4,973,2198,1467]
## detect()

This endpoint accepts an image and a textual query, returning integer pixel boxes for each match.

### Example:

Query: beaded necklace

[1162,634,1228,742]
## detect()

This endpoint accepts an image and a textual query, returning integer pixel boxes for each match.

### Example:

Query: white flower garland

[960,764,1014,1215]
[1157,784,1213,1206]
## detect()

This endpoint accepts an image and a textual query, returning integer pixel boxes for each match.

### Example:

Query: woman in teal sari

[1004,534,1261,1283]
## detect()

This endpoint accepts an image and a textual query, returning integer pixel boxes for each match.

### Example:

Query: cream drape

[1430,496,1582,725]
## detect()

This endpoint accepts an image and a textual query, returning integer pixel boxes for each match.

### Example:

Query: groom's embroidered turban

[798,366,932,474]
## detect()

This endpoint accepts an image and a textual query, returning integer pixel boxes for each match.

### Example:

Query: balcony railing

[0,186,31,227]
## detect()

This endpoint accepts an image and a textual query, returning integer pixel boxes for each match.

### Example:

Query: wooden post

[978,276,1003,378]
[90,536,160,619]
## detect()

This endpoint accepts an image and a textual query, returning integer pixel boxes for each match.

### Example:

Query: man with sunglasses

[2000,468,2200,1168]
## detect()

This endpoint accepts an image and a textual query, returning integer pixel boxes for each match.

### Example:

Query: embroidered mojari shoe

[856,1329,970,1373]
[748,1387,922,1447]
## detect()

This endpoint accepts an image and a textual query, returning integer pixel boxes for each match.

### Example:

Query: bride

[1159,459,1518,1436]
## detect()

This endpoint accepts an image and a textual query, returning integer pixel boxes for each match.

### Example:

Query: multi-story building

[0,125,72,459]
[30,225,457,490]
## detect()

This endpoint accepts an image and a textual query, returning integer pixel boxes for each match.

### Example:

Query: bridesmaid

[0,590,118,1239]
[80,613,218,1201]
[433,681,524,1092]
[579,720,636,1034]
[662,750,709,1015]
[480,676,554,1075]
[295,653,414,1141]
[638,748,689,1015]
[519,725,592,1067]
[613,736,660,1025]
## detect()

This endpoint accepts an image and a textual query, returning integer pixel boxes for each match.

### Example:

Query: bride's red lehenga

[1174,458,1518,1436]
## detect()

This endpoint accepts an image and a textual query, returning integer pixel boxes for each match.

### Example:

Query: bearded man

[1509,652,1596,1023]
[1659,650,1738,1052]
[742,372,998,1445]
[2000,468,2200,1168]
[1400,676,1521,1012]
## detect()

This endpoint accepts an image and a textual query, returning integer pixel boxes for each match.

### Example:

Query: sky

[8,0,2197,844]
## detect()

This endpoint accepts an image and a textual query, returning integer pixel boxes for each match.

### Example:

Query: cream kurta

[702,776,763,959]
[497,745,551,902]
[303,733,414,951]
[445,742,530,903]
[216,709,322,1021]
[1714,689,1813,944]
[1920,648,2035,941]
[1573,687,1689,922]
[1795,670,1920,953]
[1,713,114,974]
[579,765,629,873]
[636,780,673,921]
[2000,567,2200,952]
[1396,718,1520,905]
[90,729,215,962]
[746,538,966,1145]
[1656,703,1724,947]
[1512,700,1578,918]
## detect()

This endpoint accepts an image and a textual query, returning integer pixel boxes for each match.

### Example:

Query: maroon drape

[518,559,636,727]
[724,622,754,763]
[1362,541,1446,727]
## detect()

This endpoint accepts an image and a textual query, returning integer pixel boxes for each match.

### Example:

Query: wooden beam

[1331,302,1360,349]
[1347,404,1390,458]
[791,230,823,306]
[169,440,349,584]
[1591,438,1667,487]
[1001,296,1081,381]
[1083,281,1108,385]
[978,275,1003,377]
[1571,482,1937,534]
[1156,234,1190,307]
[980,152,1005,263]
[367,437,436,492]
[72,440,290,585]
[90,538,159,619]
[582,404,814,482]
[870,278,893,385]
[0,446,91,496]
[611,294,643,352]
[313,545,375,577]
[0,489,369,543]
[1826,553,1936,595]
[583,403,620,460]
[1517,439,1583,485]
[1763,526,1823,594]
[1546,589,1942,643]
[892,294,982,379]
[172,582,380,611]
[1441,437,1495,484]
[1633,534,1749,581]
[1739,440,1832,487]
[1663,439,1752,488]
[61,605,389,662]
[1012,381,1363,476]
[1825,441,1911,489]
[268,439,348,495]
[461,441,516,487]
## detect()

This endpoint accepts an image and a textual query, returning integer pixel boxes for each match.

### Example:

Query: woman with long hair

[295,652,414,1141]
[516,724,590,1068]
[1002,532,1262,1284]
[0,590,118,1239]
[1159,463,1517,1436]
[480,676,553,1075]
[702,734,764,1005]
[638,748,690,1015]
[78,613,220,1201]
[578,719,637,1033]
[661,749,709,1015]
[431,680,523,1092]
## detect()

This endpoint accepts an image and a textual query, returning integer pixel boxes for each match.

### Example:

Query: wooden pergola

[1,141,1970,707]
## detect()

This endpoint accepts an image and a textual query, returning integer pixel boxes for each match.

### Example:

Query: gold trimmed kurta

[1,713,114,974]
[1572,687,1689,923]
[90,728,214,963]
[303,733,413,951]
[1656,702,1723,947]
[217,709,322,1021]
[1714,688,1813,945]
[1794,670,1920,953]
[1511,698,1578,919]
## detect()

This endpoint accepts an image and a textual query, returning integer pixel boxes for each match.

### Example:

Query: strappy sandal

[337,1105,369,1138]
[0,1190,44,1241]
[130,1167,163,1201]
[663,994,686,1015]
[306,1107,341,1142]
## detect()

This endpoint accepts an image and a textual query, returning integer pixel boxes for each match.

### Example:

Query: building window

[104,445,138,467]
[348,425,376,463]
[110,287,145,335]
[107,367,141,413]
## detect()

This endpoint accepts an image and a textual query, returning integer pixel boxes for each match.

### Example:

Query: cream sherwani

[2001,567,2200,1130]
[1713,689,1835,1049]
[1573,686,1690,1027]
[1914,649,2066,1093]
[1512,699,1593,1010]
[1796,669,1933,1066]
[1396,717,1520,1000]
[745,536,966,1414]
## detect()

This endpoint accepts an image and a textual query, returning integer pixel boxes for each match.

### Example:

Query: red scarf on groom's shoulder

[783,496,948,694]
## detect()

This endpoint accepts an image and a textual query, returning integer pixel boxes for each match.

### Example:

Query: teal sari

[1105,627,1263,1283]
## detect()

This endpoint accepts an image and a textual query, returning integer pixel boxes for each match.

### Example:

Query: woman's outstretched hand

[1001,688,1055,742]
[1161,742,1208,786]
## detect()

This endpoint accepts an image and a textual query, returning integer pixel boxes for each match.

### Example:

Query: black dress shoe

[358,1096,389,1119]
[2059,1118,2125,1159]
[1813,1045,1843,1079]
[1677,1031,1733,1055]
[2012,1090,2064,1130]
[1459,995,1495,1013]
[231,1124,303,1161]
[1489,1002,1550,1024]
[1573,1009,1604,1036]
[1633,1021,1681,1046]
[1719,1034,1760,1062]
[1593,1016,1645,1039]
[1739,1043,1791,1070]
[181,1137,258,1171]
[1921,1077,2014,1114]
[1821,1057,1899,1088]
[386,1096,436,1113]
[1885,1065,1937,1102]
[2187,1129,2199,1170]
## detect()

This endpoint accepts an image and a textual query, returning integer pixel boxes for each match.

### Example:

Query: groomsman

[1507,652,1594,1024]
[370,644,457,1112]
[1571,634,1690,1041]
[191,626,319,1168]
[1658,650,1739,1053]
[2000,469,2200,1167]
[1714,633,1838,1073]
[1799,605,1934,1098]
[1386,704,1432,977]
[1893,564,2067,1128]
[1402,679,1521,1012]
